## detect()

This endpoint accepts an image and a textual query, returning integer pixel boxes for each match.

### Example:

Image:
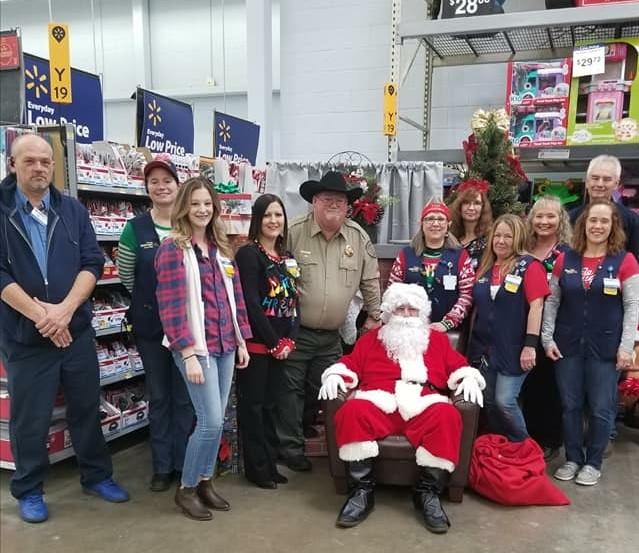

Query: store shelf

[0,420,149,471]
[95,327,124,338]
[78,183,148,198]
[100,369,144,387]
[398,5,639,66]
[96,234,121,242]
[97,277,121,286]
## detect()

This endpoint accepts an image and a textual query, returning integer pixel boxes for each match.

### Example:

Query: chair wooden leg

[333,476,348,495]
[448,485,464,503]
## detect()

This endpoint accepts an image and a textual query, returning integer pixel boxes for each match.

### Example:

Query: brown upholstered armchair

[323,330,480,503]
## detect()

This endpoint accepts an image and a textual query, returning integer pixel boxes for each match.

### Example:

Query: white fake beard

[378,315,429,365]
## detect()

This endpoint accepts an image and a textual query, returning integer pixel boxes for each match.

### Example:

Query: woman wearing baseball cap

[117,157,194,492]
[388,201,475,333]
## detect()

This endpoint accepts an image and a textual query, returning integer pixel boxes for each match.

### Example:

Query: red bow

[458,178,490,194]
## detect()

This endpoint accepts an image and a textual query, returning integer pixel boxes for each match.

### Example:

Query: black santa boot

[336,458,376,528]
[413,466,451,534]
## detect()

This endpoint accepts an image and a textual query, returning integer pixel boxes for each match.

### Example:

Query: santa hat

[380,283,431,324]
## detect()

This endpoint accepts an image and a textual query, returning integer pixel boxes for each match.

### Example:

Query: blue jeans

[483,370,529,442]
[555,356,617,470]
[173,352,235,488]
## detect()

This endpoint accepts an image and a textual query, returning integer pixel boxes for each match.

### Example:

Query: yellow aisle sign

[48,23,72,104]
[383,82,397,136]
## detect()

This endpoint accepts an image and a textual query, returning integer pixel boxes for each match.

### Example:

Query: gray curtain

[265,160,443,243]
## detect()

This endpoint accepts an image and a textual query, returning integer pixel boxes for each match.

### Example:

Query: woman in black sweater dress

[235,194,300,488]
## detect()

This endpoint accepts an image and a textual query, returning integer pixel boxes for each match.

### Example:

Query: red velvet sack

[469,434,570,506]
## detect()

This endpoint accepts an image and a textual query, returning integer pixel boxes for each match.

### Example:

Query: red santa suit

[325,327,482,472]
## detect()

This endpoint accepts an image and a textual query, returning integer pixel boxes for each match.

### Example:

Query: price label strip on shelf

[441,0,498,19]
[572,45,606,78]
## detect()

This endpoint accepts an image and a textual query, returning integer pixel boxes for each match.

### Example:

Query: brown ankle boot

[197,479,231,511]
[175,486,213,521]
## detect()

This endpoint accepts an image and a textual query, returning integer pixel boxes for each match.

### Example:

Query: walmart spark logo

[147,99,162,126]
[25,65,49,99]
[217,119,231,143]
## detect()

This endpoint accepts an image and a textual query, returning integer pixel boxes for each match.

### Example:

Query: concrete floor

[1,426,638,553]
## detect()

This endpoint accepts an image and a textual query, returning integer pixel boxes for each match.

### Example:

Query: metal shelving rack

[393,3,639,157]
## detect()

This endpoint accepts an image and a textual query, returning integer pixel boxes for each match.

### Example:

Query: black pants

[521,351,563,449]
[5,329,112,499]
[237,353,283,483]
[135,336,194,474]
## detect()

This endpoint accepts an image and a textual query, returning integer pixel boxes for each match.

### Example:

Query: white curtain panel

[265,160,443,242]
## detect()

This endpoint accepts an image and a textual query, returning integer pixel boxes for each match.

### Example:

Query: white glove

[455,376,484,407]
[318,374,347,401]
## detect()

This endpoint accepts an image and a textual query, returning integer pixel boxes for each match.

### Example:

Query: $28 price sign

[441,0,499,18]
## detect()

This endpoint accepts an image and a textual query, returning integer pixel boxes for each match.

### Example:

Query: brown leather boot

[175,486,213,521]
[197,479,231,511]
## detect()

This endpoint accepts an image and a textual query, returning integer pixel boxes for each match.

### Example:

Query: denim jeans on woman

[172,352,235,488]
[555,355,618,470]
[482,369,529,442]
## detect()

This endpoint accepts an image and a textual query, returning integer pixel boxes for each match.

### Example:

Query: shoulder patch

[366,240,377,258]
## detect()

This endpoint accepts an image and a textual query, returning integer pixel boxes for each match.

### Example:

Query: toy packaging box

[567,38,639,145]
[506,59,572,147]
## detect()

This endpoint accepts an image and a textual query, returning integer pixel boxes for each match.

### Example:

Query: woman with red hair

[388,202,474,332]
[449,179,493,270]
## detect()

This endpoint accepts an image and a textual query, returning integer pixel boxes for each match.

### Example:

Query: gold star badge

[344,245,354,257]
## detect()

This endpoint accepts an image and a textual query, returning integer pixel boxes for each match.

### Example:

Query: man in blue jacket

[0,134,129,523]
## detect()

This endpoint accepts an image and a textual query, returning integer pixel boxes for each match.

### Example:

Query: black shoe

[282,455,312,472]
[252,479,278,490]
[150,472,174,492]
[336,459,376,528]
[303,425,320,439]
[273,471,289,484]
[413,467,451,534]
[543,447,560,462]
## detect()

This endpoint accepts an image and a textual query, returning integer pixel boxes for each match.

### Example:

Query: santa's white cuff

[321,363,358,389]
[339,440,379,461]
[447,366,486,391]
[416,446,455,473]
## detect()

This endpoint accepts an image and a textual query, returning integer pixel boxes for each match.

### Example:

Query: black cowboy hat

[299,171,363,204]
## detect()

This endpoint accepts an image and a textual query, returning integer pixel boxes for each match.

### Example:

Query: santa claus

[318,283,485,534]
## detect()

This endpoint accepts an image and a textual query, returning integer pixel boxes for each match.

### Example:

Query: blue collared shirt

[15,187,50,279]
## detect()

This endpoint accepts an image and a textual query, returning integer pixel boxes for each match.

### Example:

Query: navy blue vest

[401,246,463,323]
[468,255,535,376]
[128,212,164,340]
[554,249,625,361]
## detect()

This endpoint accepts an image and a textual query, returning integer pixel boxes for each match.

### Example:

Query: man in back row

[0,134,129,523]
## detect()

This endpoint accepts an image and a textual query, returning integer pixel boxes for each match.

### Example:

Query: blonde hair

[526,195,572,250]
[476,214,529,280]
[170,177,233,258]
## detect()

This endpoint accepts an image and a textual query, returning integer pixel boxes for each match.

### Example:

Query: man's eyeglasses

[317,196,347,206]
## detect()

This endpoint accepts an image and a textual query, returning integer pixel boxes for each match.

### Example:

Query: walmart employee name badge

[30,207,48,227]
[443,274,457,291]
[285,258,300,278]
[504,274,522,294]
[603,277,620,296]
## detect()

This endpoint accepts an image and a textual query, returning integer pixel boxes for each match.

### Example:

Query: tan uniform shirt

[288,213,381,330]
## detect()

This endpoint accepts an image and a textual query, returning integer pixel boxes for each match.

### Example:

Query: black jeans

[135,337,194,474]
[6,329,112,499]
[237,353,283,482]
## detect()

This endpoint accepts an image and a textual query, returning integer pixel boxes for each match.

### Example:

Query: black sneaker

[150,472,174,492]
[281,455,312,472]
[273,471,289,484]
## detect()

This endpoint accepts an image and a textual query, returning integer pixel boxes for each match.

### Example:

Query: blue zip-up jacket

[0,174,104,346]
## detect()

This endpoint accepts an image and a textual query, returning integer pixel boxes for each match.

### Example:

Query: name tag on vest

[504,274,522,294]
[443,274,457,290]
[30,207,48,227]
[603,277,620,296]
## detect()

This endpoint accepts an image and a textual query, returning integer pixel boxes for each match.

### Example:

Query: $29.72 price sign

[441,0,499,19]
[572,45,605,78]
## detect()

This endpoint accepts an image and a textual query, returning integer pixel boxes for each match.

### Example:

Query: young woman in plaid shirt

[155,177,252,521]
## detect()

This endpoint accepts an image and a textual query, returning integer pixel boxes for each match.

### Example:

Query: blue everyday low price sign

[213,110,260,165]
[136,88,194,155]
[23,53,103,143]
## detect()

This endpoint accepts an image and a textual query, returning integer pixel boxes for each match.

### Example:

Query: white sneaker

[554,461,580,481]
[575,465,601,486]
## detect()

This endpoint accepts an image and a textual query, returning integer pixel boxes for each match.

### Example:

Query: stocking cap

[380,283,431,324]
[421,201,450,221]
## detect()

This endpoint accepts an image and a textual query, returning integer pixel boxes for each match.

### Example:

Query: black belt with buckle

[400,380,447,395]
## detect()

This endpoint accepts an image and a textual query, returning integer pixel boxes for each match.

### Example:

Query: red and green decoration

[345,172,385,228]
[453,108,529,217]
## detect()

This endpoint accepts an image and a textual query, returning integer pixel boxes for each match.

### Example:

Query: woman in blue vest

[468,214,550,441]
[388,202,474,332]
[235,194,300,489]
[117,158,194,492]
[542,200,639,486]
[521,196,572,460]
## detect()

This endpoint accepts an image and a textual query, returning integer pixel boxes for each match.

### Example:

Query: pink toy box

[506,59,572,107]
[509,103,568,148]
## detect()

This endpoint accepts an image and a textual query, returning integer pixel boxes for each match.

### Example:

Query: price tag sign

[441,0,499,19]
[572,45,605,78]
[383,82,398,137]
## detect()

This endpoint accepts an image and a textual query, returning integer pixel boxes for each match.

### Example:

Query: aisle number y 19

[48,23,72,104]
[383,82,398,137]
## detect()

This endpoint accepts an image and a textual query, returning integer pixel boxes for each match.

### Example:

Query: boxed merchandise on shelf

[100,398,122,438]
[0,421,71,465]
[92,290,130,333]
[509,103,568,147]
[219,193,252,236]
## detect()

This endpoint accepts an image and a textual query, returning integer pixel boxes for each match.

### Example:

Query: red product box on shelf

[100,399,122,438]
[1,421,72,463]
[121,402,149,429]
[0,391,10,420]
